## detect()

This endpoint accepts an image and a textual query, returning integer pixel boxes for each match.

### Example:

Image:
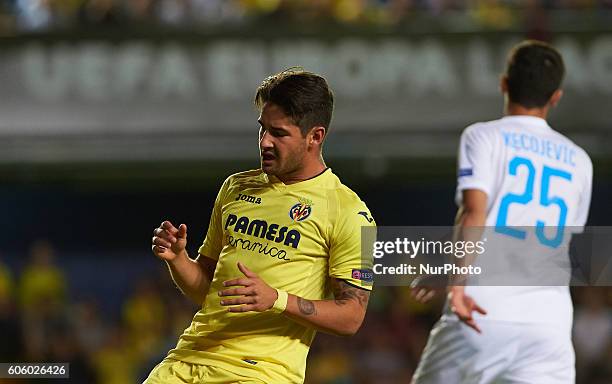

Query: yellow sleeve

[328,191,376,290]
[198,177,231,260]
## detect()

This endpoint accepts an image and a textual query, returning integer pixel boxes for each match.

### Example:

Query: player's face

[258,103,308,177]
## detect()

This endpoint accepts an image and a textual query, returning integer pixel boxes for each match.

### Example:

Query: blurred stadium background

[0,0,611,383]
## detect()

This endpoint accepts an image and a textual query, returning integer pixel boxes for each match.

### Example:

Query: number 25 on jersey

[495,156,572,248]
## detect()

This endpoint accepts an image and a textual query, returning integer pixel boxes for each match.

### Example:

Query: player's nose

[259,130,273,149]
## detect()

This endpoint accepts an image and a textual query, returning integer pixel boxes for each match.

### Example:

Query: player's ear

[499,75,508,94]
[308,126,326,148]
[549,89,563,108]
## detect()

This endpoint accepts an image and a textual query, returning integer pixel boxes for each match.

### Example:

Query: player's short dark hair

[505,40,565,108]
[254,68,334,136]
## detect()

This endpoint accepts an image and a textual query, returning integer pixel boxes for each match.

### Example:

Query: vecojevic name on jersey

[373,263,482,276]
[502,131,576,166]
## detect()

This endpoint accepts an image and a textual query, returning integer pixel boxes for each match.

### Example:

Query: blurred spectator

[77,0,124,26]
[15,0,53,30]
[43,325,97,383]
[157,0,191,25]
[124,0,155,23]
[470,0,515,29]
[72,298,109,354]
[0,258,12,301]
[306,343,353,383]
[122,278,167,364]
[524,0,552,41]
[574,287,612,383]
[19,240,66,310]
[357,317,411,383]
[18,240,69,361]
[188,0,246,24]
[91,325,139,384]
[334,0,367,23]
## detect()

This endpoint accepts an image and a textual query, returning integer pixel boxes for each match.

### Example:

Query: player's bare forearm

[452,210,486,264]
[411,201,487,302]
[454,191,487,245]
[450,190,487,283]
[282,279,369,337]
[166,252,216,304]
[446,190,489,332]
[152,220,216,304]
[219,265,368,335]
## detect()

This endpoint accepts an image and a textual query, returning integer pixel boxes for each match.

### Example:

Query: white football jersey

[451,115,592,329]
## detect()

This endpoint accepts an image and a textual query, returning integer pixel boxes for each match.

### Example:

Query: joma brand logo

[236,193,261,204]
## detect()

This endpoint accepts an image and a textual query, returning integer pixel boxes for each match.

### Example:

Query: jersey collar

[501,115,551,129]
[266,168,331,191]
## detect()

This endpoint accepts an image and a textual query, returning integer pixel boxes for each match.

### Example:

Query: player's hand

[152,220,188,262]
[410,275,446,303]
[219,262,278,312]
[448,286,487,333]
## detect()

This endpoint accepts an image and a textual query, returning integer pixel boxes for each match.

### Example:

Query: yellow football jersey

[167,168,375,383]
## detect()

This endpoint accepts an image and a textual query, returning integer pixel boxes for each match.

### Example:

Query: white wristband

[271,289,288,314]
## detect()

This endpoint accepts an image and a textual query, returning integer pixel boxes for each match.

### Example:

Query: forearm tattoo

[332,280,370,308]
[297,297,317,316]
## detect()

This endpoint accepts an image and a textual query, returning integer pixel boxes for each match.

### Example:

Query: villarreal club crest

[289,202,312,222]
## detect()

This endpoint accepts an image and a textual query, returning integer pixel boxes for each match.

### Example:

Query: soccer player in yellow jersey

[145,69,376,384]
